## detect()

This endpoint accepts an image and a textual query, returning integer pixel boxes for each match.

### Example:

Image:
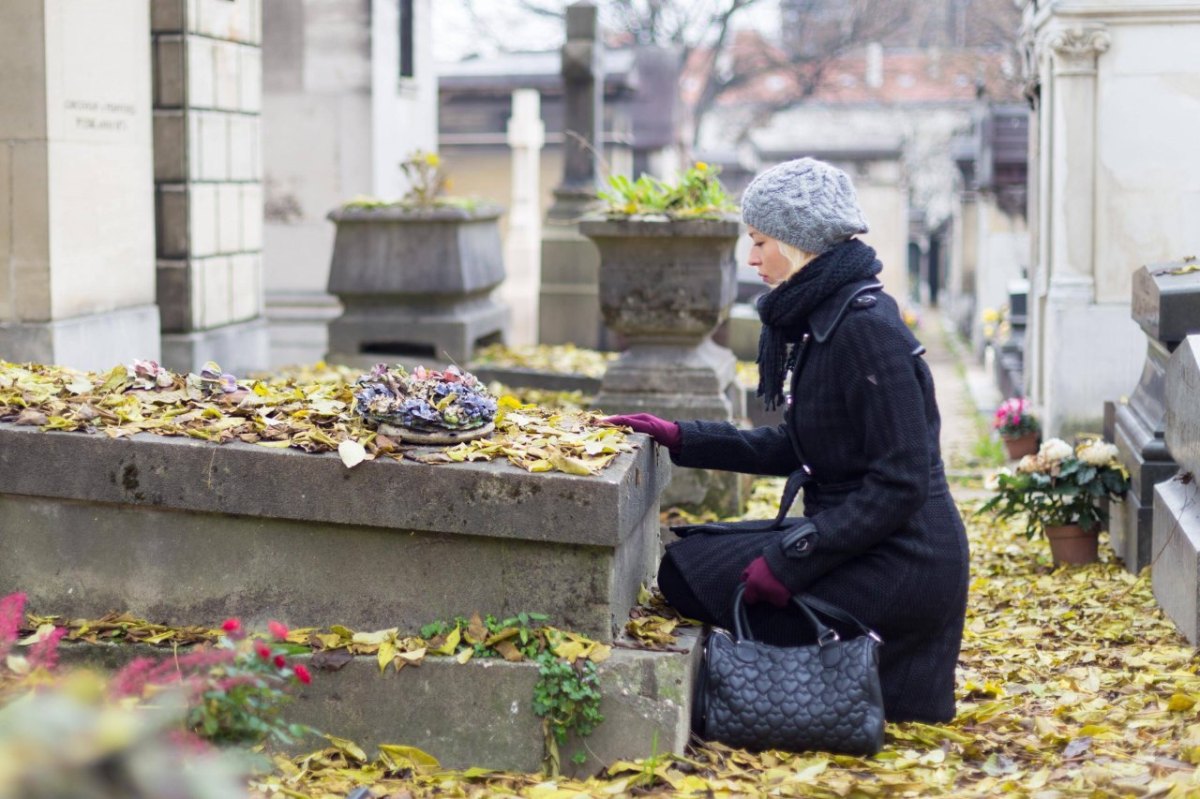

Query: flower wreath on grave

[352,364,498,444]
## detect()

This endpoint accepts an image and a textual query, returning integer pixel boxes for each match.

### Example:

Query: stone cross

[538,2,608,348]
[552,2,604,217]
[501,90,545,346]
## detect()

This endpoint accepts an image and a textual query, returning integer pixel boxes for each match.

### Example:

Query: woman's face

[747,226,795,287]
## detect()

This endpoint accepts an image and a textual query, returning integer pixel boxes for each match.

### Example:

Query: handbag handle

[731,584,882,646]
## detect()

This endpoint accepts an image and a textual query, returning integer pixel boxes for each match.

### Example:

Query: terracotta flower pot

[1002,431,1039,460]
[1044,524,1099,565]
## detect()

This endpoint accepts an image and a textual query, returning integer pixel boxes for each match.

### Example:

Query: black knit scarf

[755,238,882,410]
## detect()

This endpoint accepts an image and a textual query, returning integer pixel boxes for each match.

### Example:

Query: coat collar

[808,279,884,343]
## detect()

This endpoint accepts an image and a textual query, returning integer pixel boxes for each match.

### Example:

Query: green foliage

[598,162,736,219]
[978,438,1131,539]
[972,431,1007,468]
[340,150,481,213]
[532,650,604,775]
[419,611,548,660]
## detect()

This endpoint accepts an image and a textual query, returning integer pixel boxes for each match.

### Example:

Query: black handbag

[692,584,886,755]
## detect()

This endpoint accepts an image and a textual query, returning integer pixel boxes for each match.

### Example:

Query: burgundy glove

[741,556,791,608]
[603,413,682,453]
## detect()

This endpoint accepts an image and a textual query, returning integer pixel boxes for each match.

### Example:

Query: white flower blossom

[984,468,1012,491]
[1039,438,1073,463]
[1078,440,1119,466]
[1016,455,1042,474]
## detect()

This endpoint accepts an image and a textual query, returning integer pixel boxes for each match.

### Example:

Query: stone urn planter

[325,204,509,366]
[580,216,746,514]
[580,217,741,419]
[1045,523,1099,565]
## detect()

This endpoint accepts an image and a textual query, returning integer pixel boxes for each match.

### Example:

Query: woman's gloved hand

[741,556,791,608]
[603,413,682,453]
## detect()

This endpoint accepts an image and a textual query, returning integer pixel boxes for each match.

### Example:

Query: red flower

[255,641,271,660]
[221,618,241,633]
[294,664,312,685]
[268,620,289,641]
[274,654,286,669]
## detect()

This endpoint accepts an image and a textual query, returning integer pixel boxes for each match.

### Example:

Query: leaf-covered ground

[250,484,1200,799]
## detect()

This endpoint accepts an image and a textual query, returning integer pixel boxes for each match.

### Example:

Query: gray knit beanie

[740,158,869,254]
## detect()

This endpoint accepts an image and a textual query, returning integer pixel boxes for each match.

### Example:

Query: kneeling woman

[609,158,969,723]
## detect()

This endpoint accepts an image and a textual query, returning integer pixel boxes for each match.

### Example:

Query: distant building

[692,34,1025,308]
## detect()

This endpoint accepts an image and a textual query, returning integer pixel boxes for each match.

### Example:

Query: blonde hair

[778,240,817,279]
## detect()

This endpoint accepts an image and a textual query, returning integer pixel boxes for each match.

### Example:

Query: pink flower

[274,654,287,669]
[221,618,242,634]
[294,664,312,685]
[267,620,289,641]
[0,592,27,661]
[28,627,66,671]
[255,641,272,660]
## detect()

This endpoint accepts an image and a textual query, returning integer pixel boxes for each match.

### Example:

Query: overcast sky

[432,1,783,63]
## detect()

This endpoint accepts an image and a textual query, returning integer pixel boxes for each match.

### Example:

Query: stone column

[1111,265,1200,573]
[501,89,545,347]
[1037,25,1111,433]
[153,0,269,375]
[0,1,160,370]
[538,2,608,349]
[1151,333,1200,643]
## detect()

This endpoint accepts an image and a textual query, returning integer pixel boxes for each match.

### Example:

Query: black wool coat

[665,278,969,723]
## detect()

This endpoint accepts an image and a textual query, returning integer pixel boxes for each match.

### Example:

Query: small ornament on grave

[352,364,498,444]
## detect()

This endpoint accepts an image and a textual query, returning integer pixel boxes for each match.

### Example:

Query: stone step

[58,630,702,776]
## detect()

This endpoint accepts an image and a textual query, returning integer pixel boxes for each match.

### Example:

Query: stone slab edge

[1166,335,1200,476]
[0,422,669,547]
[55,629,702,776]
[1151,475,1200,645]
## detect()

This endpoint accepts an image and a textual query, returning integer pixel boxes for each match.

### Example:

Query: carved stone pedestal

[582,217,747,515]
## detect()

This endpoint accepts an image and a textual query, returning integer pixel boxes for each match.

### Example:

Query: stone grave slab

[1151,475,1200,645]
[0,422,669,642]
[1165,335,1200,477]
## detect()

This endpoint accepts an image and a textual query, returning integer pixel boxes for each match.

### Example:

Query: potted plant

[979,437,1131,565]
[325,151,507,365]
[993,397,1041,460]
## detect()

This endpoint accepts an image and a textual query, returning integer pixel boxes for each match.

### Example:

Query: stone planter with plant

[581,163,746,513]
[326,151,507,366]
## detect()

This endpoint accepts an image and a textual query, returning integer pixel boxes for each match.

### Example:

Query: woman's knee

[657,551,710,622]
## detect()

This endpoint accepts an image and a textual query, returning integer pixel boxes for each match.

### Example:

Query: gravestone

[1110,264,1200,572]
[538,3,609,350]
[0,421,666,643]
[0,1,160,369]
[994,278,1028,400]
[0,417,699,771]
[1151,333,1200,643]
